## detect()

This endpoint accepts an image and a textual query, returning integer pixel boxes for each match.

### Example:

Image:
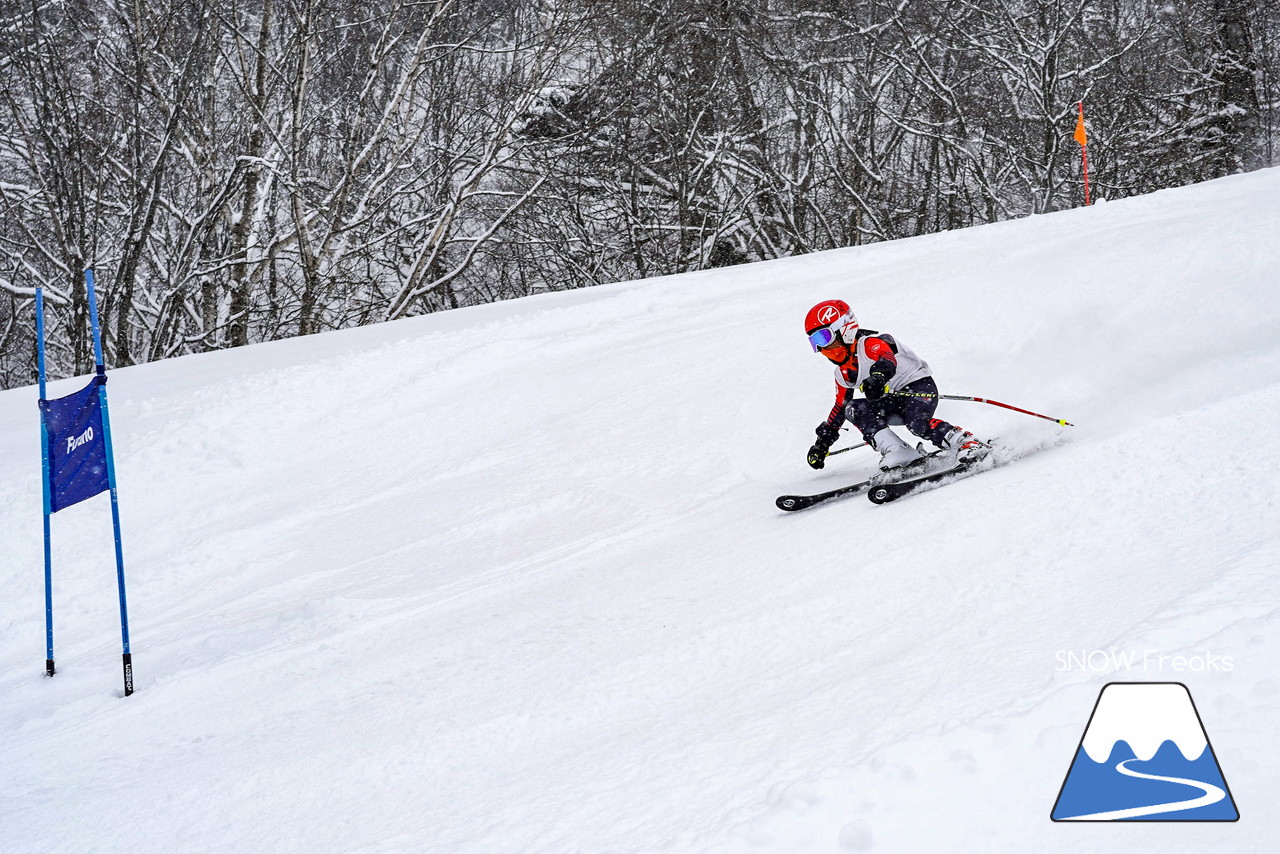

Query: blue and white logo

[1051,682,1239,821]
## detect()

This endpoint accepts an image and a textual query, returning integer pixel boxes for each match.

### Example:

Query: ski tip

[776,495,806,512]
[867,483,900,504]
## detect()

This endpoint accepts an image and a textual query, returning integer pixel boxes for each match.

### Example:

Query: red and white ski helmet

[804,299,858,351]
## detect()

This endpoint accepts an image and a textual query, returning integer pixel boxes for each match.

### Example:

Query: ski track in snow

[3,170,1280,852]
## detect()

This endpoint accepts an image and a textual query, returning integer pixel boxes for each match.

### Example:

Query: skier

[803,299,989,472]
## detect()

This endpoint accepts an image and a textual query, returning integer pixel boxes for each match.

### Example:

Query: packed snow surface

[3,170,1279,852]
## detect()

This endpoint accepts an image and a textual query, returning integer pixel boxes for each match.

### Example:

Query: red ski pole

[884,388,1073,425]
[939,394,1074,426]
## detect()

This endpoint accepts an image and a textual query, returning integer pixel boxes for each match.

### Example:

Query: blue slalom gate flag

[37,271,134,696]
[41,377,110,513]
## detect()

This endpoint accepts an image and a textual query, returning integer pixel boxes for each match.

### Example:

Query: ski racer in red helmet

[803,299,989,471]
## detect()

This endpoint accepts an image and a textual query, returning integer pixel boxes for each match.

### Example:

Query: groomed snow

[3,169,1279,852]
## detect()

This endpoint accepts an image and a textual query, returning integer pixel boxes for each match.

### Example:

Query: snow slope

[3,170,1279,853]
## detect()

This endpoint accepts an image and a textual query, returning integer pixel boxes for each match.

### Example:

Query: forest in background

[1,0,1275,387]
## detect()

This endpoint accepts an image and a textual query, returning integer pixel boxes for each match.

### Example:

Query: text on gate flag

[42,377,110,512]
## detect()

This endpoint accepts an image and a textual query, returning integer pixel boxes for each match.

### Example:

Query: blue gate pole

[84,270,134,696]
[36,288,55,677]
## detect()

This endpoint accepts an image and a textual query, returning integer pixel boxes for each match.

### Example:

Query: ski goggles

[808,310,857,351]
[808,326,842,351]
[809,322,857,351]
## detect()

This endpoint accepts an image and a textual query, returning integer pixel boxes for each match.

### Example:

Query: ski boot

[872,428,925,471]
[942,427,991,464]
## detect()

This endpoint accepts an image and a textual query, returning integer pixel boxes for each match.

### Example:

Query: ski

[776,477,876,512]
[775,450,952,512]
[866,441,1031,504]
[866,460,971,504]
[776,437,1059,511]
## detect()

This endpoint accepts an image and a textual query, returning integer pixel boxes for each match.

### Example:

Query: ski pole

[938,395,1073,426]
[884,389,1074,426]
[825,441,868,458]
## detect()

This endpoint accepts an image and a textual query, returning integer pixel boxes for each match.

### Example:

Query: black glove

[808,422,840,469]
[860,359,896,401]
